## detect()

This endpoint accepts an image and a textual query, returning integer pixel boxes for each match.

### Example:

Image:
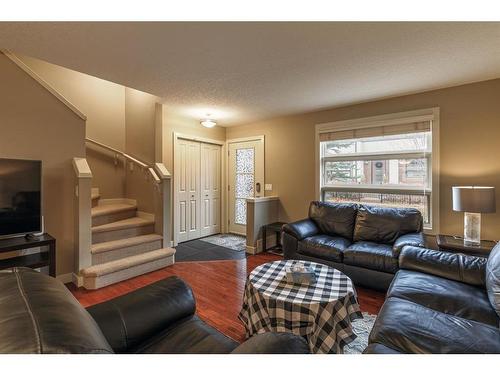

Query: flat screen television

[0,158,42,238]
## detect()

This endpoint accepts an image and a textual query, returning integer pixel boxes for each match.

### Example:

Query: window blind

[319,120,431,142]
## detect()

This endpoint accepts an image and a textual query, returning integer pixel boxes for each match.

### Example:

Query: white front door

[228,139,264,235]
[200,143,221,237]
[175,138,201,242]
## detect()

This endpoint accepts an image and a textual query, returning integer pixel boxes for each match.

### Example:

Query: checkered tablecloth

[238,260,363,354]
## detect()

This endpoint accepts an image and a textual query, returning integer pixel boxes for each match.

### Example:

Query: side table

[0,233,56,276]
[262,222,287,255]
[436,234,496,258]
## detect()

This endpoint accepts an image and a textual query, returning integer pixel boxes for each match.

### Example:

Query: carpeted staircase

[80,188,175,289]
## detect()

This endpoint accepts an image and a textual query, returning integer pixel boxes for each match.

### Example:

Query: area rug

[199,234,246,252]
[343,312,377,354]
[174,236,247,262]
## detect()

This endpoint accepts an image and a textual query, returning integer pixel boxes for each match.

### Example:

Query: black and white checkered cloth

[238,260,363,354]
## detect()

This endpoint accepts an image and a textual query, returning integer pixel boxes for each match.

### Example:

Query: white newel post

[72,157,92,286]
[155,163,172,248]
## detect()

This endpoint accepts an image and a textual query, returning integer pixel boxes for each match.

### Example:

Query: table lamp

[452,186,496,245]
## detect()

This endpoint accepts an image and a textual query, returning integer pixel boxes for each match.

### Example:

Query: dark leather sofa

[364,246,500,353]
[282,201,425,290]
[0,267,309,354]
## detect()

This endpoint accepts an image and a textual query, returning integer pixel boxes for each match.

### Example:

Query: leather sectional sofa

[283,201,425,290]
[0,267,309,354]
[365,245,500,353]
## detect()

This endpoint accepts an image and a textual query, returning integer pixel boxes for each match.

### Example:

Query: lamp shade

[452,186,496,213]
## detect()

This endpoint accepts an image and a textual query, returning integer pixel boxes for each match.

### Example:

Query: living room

[0,2,499,374]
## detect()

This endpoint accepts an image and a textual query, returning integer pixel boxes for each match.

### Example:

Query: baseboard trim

[246,234,277,255]
[246,245,257,255]
[56,273,73,284]
[72,272,83,287]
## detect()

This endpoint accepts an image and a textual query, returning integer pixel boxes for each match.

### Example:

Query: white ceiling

[1,22,500,126]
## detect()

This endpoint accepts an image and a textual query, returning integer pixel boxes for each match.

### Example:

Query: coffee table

[238,260,363,354]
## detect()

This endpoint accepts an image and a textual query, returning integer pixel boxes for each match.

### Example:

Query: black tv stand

[0,233,56,277]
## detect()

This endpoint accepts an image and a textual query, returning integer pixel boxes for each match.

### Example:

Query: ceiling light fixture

[201,118,217,128]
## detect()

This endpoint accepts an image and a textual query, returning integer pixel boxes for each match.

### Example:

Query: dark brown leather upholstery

[135,316,238,354]
[282,202,425,291]
[387,270,499,326]
[0,268,112,354]
[282,218,319,241]
[365,247,500,354]
[297,234,350,262]
[399,246,487,286]
[308,201,358,240]
[368,297,500,353]
[485,242,500,318]
[0,269,309,354]
[353,205,423,244]
[343,241,399,273]
[392,232,425,257]
[86,276,197,353]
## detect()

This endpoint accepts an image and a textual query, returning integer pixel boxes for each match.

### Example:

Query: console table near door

[0,234,56,276]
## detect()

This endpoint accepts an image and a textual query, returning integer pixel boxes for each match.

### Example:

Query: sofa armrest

[86,276,196,353]
[282,219,319,241]
[393,232,425,257]
[231,332,310,354]
[399,246,487,286]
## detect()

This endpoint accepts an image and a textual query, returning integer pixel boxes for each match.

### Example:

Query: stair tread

[91,203,137,217]
[82,248,176,277]
[91,234,163,254]
[91,192,100,200]
[92,216,155,233]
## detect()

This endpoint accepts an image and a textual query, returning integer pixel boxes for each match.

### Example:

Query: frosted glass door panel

[228,138,264,236]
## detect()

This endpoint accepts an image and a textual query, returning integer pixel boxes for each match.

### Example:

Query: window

[317,110,438,230]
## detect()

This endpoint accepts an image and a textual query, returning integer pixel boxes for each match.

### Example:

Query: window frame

[315,108,440,234]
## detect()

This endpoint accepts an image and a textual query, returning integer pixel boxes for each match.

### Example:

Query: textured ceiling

[1,22,500,126]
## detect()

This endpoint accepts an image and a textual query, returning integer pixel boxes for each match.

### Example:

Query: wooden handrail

[85,138,159,182]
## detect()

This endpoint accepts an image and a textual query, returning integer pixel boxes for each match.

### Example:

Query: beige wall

[123,88,160,212]
[160,106,226,173]
[0,53,86,276]
[226,78,500,241]
[125,88,158,164]
[19,55,128,199]
[19,55,126,150]
[20,56,164,209]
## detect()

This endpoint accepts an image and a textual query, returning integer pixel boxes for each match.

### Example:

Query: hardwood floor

[68,253,385,342]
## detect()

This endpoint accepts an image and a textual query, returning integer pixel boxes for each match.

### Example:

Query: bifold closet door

[175,139,201,242]
[200,143,221,237]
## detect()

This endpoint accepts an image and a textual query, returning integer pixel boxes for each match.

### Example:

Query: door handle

[191,194,195,198]
[256,182,261,193]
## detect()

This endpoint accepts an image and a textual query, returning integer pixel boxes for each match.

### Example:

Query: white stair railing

[85,138,172,247]
[72,157,92,286]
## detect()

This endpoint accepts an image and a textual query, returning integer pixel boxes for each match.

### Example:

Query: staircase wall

[18,54,127,200]
[124,88,160,214]
[0,53,86,277]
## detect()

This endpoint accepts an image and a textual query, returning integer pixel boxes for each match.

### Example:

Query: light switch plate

[264,184,273,191]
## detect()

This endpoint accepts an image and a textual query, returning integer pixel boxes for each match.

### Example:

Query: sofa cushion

[369,297,500,353]
[353,205,423,244]
[486,242,500,319]
[344,241,398,274]
[297,234,350,263]
[388,270,499,327]
[136,316,238,354]
[0,268,113,354]
[308,201,358,240]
